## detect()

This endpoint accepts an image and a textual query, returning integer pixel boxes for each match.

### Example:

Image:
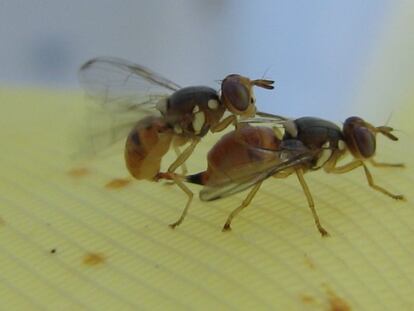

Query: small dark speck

[50,248,57,254]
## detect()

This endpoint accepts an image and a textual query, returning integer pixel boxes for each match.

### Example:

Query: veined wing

[241,111,290,125]
[79,56,181,111]
[73,105,152,159]
[200,142,313,201]
[76,57,181,158]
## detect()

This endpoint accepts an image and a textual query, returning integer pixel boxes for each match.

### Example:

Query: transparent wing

[79,56,181,111]
[241,111,289,125]
[256,111,290,120]
[72,104,153,159]
[76,57,181,158]
[200,143,314,201]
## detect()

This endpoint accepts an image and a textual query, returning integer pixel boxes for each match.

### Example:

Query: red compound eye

[353,126,376,158]
[221,76,250,112]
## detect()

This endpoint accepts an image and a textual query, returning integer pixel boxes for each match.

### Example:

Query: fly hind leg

[168,174,194,229]
[163,140,189,186]
[167,138,199,173]
[222,182,263,232]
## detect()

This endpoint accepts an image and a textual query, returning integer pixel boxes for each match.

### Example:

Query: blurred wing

[256,111,290,120]
[76,57,181,158]
[72,105,151,159]
[199,146,313,201]
[241,111,290,127]
[79,56,181,111]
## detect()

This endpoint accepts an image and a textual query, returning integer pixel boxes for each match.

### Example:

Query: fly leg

[167,138,199,173]
[162,144,188,186]
[362,163,406,201]
[211,115,237,133]
[163,138,199,228]
[325,157,405,201]
[174,145,188,175]
[167,174,194,228]
[295,168,329,237]
[222,181,263,232]
[369,159,405,168]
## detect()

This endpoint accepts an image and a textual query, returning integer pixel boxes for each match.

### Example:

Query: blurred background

[0,2,413,310]
[0,0,412,121]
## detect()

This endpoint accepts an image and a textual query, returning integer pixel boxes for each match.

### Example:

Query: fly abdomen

[124,116,173,181]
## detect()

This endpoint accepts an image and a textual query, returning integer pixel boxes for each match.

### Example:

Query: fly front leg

[361,163,406,201]
[295,168,329,237]
[211,115,237,133]
[222,181,263,232]
[325,157,405,201]
[369,159,405,168]
[324,151,363,174]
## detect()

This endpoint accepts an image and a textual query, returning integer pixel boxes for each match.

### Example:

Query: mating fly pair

[78,57,274,227]
[79,57,405,236]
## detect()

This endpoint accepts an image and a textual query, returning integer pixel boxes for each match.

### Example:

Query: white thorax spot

[192,105,200,114]
[208,99,219,110]
[272,126,284,140]
[315,141,332,168]
[283,119,298,138]
[338,139,346,151]
[174,124,183,134]
[192,110,205,134]
[156,98,168,114]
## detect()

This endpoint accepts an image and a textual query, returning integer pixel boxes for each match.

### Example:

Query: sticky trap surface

[0,88,413,311]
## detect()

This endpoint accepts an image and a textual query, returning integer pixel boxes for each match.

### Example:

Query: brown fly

[78,57,274,227]
[161,115,405,236]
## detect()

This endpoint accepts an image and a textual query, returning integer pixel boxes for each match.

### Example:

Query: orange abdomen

[124,116,173,181]
[203,126,280,185]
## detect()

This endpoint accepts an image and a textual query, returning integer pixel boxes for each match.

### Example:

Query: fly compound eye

[353,126,376,158]
[221,79,250,112]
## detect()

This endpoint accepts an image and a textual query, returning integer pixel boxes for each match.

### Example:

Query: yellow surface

[0,88,413,311]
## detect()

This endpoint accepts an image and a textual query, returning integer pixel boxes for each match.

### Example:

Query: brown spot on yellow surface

[67,167,90,177]
[300,294,316,305]
[304,254,316,270]
[83,252,106,266]
[105,178,131,189]
[326,288,351,311]
[0,217,5,226]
